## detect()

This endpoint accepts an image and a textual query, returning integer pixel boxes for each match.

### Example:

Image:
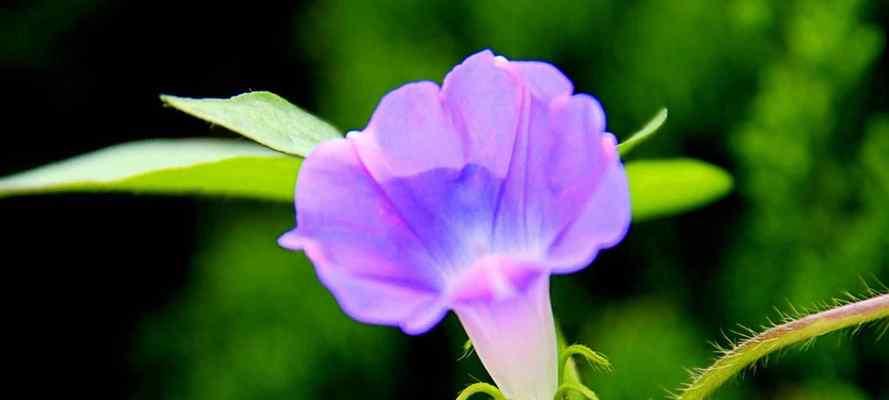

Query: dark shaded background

[2,1,887,399]
[2,1,321,397]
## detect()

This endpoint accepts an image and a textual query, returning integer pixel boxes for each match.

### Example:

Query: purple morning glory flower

[279,50,630,400]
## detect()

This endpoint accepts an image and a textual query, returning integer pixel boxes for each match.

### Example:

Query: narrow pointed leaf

[0,139,298,201]
[626,158,732,221]
[161,91,341,156]
[618,108,668,156]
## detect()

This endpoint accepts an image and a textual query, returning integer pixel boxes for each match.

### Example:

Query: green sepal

[617,108,668,156]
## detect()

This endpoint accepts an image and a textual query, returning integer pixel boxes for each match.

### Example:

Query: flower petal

[441,50,523,177]
[543,96,629,272]
[343,151,503,274]
[509,61,574,100]
[280,138,447,333]
[545,150,630,273]
[314,264,448,335]
[490,93,626,271]
[363,81,465,176]
[452,269,558,400]
[448,255,545,303]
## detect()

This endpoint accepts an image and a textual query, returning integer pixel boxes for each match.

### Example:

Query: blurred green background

[1,0,887,399]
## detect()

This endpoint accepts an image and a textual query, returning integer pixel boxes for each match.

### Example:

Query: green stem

[554,383,600,400]
[677,293,889,400]
[560,344,611,376]
[456,382,507,400]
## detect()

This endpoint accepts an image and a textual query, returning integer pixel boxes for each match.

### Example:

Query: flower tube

[279,50,630,400]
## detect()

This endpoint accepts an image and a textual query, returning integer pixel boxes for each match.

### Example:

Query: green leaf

[0,138,298,201]
[161,91,341,156]
[618,108,668,156]
[1,139,730,223]
[626,158,732,221]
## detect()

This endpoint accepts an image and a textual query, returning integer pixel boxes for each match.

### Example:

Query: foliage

[161,92,341,156]
[0,139,297,201]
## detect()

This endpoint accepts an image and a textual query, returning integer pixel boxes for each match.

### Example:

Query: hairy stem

[677,293,889,400]
[555,383,600,400]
